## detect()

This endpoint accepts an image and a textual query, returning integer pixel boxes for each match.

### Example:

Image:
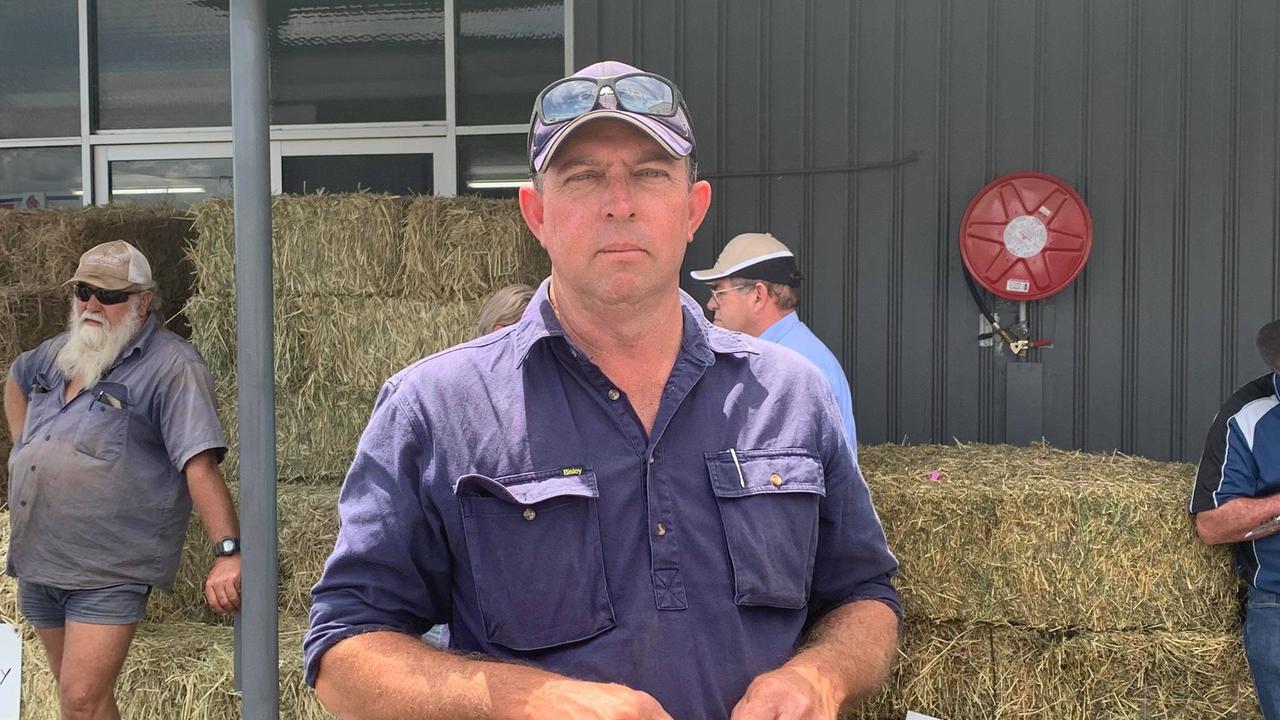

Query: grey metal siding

[574,0,1280,462]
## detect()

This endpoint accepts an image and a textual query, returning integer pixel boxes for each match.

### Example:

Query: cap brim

[689,250,795,282]
[533,110,694,173]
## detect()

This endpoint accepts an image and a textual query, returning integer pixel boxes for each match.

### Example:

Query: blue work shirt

[6,315,227,591]
[759,312,857,457]
[1190,372,1280,594]
[305,283,899,720]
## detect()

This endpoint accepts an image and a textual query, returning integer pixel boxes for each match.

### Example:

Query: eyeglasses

[709,283,756,303]
[72,283,136,305]
[535,72,684,125]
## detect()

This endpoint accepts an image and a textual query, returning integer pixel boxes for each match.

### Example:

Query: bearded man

[3,240,241,720]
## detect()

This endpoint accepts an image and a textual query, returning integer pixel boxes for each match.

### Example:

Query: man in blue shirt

[306,60,899,720]
[1190,318,1280,720]
[692,233,857,457]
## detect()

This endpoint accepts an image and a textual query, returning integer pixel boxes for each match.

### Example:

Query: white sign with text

[0,624,19,720]
[906,712,942,720]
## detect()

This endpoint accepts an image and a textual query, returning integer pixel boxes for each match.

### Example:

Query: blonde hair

[476,284,536,337]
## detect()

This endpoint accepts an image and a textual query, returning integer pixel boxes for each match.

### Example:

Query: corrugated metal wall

[574,0,1280,462]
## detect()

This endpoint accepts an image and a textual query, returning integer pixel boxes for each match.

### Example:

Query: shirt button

[770,473,784,487]
[656,522,667,537]
[29,466,36,472]
[522,508,536,521]
[648,455,656,465]
[44,434,51,441]
[19,501,26,507]
[607,388,621,401]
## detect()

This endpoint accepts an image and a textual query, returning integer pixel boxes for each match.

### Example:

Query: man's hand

[730,666,839,720]
[203,555,241,614]
[520,678,673,720]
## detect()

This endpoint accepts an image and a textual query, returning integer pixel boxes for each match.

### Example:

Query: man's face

[705,278,758,333]
[73,285,149,332]
[519,119,711,308]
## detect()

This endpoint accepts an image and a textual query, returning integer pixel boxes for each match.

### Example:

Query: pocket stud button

[769,473,783,487]
[656,522,666,537]
[607,388,621,401]
[522,508,536,521]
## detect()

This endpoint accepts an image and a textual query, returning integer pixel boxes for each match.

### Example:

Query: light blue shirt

[759,312,857,456]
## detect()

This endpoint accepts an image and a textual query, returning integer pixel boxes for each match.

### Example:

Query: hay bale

[0,287,68,366]
[400,195,549,301]
[186,294,480,394]
[186,195,548,299]
[862,443,1241,632]
[188,195,406,297]
[20,620,326,720]
[991,625,1260,720]
[847,621,997,720]
[189,293,481,481]
[0,205,195,311]
[216,383,376,484]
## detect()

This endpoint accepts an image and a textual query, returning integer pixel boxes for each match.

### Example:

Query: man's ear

[138,291,154,318]
[518,184,548,249]
[685,179,712,244]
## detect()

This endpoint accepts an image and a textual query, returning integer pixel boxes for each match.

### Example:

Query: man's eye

[636,169,666,178]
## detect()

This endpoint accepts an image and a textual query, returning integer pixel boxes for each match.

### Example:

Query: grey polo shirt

[6,315,227,591]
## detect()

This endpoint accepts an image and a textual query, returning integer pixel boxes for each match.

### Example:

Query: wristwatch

[214,537,241,557]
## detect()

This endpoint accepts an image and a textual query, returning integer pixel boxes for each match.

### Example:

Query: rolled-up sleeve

[304,381,451,687]
[807,390,900,623]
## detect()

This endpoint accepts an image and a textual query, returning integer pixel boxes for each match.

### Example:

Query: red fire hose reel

[959,172,1093,301]
[959,172,1093,356]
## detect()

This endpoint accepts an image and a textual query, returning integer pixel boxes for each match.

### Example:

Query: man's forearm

[1196,493,1280,545]
[314,631,670,720]
[784,600,900,709]
[185,450,240,541]
[3,375,27,443]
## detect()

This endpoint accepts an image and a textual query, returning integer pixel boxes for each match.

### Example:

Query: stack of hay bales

[851,443,1257,720]
[0,206,196,496]
[184,194,549,483]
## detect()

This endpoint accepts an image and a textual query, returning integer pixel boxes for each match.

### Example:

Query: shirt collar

[758,311,800,343]
[106,314,160,374]
[512,278,756,368]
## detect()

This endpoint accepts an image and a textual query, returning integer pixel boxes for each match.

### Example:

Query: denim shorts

[18,580,151,628]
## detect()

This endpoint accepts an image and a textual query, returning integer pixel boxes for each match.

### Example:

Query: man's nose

[602,177,636,218]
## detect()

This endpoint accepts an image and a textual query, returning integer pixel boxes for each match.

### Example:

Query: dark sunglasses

[534,72,684,124]
[72,283,136,305]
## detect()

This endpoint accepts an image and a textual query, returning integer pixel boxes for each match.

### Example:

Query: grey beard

[55,305,143,389]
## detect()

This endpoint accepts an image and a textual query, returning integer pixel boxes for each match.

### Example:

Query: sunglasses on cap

[535,72,685,125]
[72,283,137,305]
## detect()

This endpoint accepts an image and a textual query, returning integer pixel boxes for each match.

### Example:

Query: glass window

[457,134,527,198]
[271,1,446,124]
[109,158,232,208]
[282,154,433,195]
[94,0,231,130]
[0,0,79,138]
[0,147,83,210]
[456,1,564,125]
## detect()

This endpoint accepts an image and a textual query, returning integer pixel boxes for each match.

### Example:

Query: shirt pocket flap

[704,449,825,499]
[454,466,598,505]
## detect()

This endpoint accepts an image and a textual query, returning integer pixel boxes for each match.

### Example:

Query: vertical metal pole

[230,0,279,718]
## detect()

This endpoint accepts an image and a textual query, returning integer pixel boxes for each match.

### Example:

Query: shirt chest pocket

[454,466,615,651]
[704,449,826,609]
[73,383,132,463]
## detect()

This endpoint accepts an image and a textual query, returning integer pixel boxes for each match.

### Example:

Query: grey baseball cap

[528,60,696,174]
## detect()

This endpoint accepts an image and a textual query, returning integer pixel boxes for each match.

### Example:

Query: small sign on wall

[906,713,942,720]
[0,624,20,720]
